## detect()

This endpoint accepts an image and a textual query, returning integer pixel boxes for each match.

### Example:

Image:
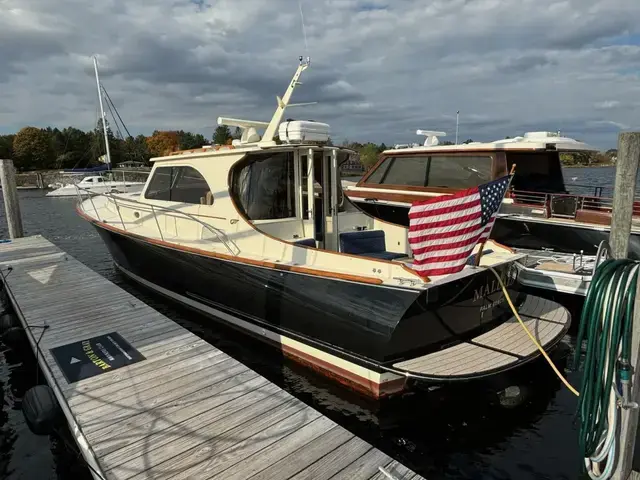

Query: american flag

[408,175,512,277]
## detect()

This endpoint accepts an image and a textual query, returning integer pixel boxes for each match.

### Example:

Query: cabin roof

[383,131,598,155]
[149,143,352,163]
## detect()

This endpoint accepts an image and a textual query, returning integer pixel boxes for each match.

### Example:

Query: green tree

[0,134,15,159]
[13,127,54,171]
[178,130,207,150]
[122,135,151,164]
[359,143,380,170]
[232,127,242,140]
[213,126,232,145]
[440,140,455,145]
[462,139,474,144]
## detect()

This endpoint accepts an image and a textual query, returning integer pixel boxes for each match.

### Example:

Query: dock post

[610,132,640,480]
[0,159,24,239]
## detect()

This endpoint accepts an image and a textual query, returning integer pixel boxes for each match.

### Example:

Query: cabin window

[232,152,296,220]
[96,177,104,183]
[364,158,392,183]
[144,166,212,204]
[380,156,429,186]
[506,152,565,193]
[427,156,492,188]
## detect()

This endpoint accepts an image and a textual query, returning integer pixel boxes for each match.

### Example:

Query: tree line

[0,123,239,172]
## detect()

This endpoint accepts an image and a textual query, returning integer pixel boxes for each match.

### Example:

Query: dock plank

[0,236,424,480]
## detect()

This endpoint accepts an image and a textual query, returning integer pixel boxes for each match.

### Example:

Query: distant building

[117,161,147,169]
[340,153,364,174]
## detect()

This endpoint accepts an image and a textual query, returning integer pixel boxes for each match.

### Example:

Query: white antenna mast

[298,0,309,56]
[260,56,310,146]
[455,110,460,145]
[93,56,111,169]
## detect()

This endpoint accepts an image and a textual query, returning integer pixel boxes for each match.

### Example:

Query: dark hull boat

[77,62,571,398]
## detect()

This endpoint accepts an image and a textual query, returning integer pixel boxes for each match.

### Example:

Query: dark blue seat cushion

[340,230,405,260]
[340,230,386,254]
[293,238,316,248]
[365,251,406,260]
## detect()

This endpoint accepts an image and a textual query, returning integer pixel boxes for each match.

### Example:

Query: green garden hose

[574,259,639,480]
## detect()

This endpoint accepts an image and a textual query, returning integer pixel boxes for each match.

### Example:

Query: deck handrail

[509,188,640,219]
[75,186,240,256]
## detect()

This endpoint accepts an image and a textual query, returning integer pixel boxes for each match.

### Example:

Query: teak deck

[0,236,424,480]
[393,295,570,377]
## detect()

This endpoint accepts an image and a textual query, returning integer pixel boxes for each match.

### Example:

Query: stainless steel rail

[75,186,240,256]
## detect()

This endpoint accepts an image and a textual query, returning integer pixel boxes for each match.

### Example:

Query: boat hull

[92,224,527,398]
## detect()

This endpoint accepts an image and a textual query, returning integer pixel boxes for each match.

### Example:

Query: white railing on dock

[75,186,240,256]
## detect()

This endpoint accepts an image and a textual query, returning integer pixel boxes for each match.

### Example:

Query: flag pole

[474,166,517,267]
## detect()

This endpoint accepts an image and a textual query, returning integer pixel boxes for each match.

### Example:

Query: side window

[381,156,429,186]
[97,177,104,183]
[144,166,211,204]
[170,167,211,204]
[427,156,493,189]
[232,152,296,220]
[145,167,172,201]
[363,158,391,184]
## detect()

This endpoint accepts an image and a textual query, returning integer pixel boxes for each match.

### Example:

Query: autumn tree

[13,127,55,171]
[146,130,180,157]
[213,126,232,145]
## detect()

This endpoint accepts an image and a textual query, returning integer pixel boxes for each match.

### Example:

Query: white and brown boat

[76,59,570,398]
[345,131,640,258]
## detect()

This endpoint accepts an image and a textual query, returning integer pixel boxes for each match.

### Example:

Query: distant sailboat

[47,57,146,197]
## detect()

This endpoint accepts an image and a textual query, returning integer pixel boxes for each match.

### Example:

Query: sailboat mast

[93,56,111,169]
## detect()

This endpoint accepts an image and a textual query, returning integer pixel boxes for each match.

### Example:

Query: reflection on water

[0,188,587,479]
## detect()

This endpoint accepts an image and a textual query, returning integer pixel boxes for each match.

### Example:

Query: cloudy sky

[1,0,639,149]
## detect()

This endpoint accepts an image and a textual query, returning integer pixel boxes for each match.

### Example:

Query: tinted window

[364,158,391,184]
[171,167,211,203]
[233,152,296,220]
[145,168,172,200]
[427,156,492,189]
[507,152,565,193]
[144,166,211,204]
[381,156,429,186]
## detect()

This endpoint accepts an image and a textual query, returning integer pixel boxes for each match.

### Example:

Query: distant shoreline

[561,164,615,168]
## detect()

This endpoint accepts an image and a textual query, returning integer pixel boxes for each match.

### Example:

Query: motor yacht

[344,131,636,258]
[76,59,570,398]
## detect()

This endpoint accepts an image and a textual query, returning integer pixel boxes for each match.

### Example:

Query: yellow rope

[488,266,580,397]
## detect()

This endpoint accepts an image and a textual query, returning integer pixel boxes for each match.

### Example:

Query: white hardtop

[384,130,599,155]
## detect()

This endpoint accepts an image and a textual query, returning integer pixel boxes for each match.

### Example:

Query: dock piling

[609,132,640,480]
[610,133,640,259]
[0,159,24,239]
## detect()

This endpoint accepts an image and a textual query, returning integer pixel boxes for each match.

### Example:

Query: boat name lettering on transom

[473,270,515,302]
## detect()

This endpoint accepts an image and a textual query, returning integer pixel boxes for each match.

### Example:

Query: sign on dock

[51,332,145,383]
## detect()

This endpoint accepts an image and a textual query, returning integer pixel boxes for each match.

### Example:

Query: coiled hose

[573,259,640,480]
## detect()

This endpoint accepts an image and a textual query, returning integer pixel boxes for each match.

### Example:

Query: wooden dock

[0,235,423,480]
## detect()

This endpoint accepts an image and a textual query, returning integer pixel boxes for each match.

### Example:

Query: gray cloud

[1,0,639,149]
